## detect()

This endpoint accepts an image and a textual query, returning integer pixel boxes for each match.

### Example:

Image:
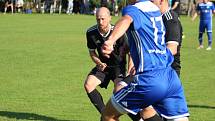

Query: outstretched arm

[102,15,133,58]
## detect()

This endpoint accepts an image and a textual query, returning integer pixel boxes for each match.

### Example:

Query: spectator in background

[4,0,14,14]
[66,0,73,15]
[114,0,119,16]
[192,0,215,50]
[80,0,86,14]
[83,0,90,14]
[188,0,197,17]
[101,0,107,7]
[73,0,80,14]
[16,0,24,13]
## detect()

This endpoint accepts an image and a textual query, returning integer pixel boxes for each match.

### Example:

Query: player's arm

[191,12,198,21]
[171,1,179,10]
[86,30,107,71]
[166,43,178,55]
[127,52,135,75]
[102,15,133,57]
[165,18,180,55]
[192,4,200,21]
[89,50,107,71]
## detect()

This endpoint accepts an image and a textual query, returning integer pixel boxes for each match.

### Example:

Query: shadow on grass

[0,111,81,121]
[188,104,215,109]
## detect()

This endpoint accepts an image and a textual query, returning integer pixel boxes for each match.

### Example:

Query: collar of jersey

[97,24,112,38]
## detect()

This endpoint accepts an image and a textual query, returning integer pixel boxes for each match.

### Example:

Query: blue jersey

[122,0,173,73]
[111,0,189,118]
[197,2,215,21]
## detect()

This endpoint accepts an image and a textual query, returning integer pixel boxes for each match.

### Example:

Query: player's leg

[113,75,133,93]
[84,74,105,113]
[70,2,73,14]
[197,21,204,49]
[206,20,212,50]
[140,106,163,121]
[84,68,108,113]
[10,4,13,14]
[101,98,122,121]
[4,2,8,14]
[113,75,163,121]
[113,75,142,121]
[153,68,189,121]
[103,72,167,121]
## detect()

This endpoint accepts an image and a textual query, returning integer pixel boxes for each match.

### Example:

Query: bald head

[96,7,111,17]
[96,7,111,33]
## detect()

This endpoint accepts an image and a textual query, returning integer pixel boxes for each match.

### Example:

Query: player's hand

[101,40,114,58]
[97,63,107,71]
[127,66,136,76]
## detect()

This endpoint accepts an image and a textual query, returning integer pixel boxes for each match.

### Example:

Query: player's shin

[87,89,105,113]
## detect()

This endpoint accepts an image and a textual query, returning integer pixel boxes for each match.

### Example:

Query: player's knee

[84,78,99,93]
[84,80,93,92]
[101,100,121,120]
[113,83,126,93]
[141,106,156,119]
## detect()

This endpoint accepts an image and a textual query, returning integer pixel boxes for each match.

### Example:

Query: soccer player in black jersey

[84,7,131,115]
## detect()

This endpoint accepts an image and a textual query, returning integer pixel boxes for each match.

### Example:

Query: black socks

[145,114,163,121]
[128,112,141,121]
[87,89,105,113]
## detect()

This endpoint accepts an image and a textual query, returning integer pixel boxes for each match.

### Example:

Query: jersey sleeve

[165,19,181,45]
[86,32,97,51]
[122,5,142,29]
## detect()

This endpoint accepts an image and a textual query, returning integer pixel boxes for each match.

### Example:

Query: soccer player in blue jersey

[115,0,184,120]
[192,0,215,50]
[101,0,189,121]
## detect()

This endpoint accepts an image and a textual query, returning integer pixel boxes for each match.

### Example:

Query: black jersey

[162,10,182,76]
[86,25,128,68]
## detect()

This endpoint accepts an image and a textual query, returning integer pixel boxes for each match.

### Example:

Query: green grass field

[0,14,214,121]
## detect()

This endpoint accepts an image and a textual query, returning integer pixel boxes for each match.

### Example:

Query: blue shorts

[111,67,189,119]
[199,20,212,33]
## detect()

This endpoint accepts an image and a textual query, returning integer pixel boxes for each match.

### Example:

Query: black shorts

[122,75,135,85]
[89,66,125,88]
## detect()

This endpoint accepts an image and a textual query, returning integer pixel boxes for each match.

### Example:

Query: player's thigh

[113,75,134,93]
[206,21,212,32]
[141,106,157,119]
[199,21,206,33]
[102,99,122,120]
[84,75,102,92]
[153,69,189,119]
